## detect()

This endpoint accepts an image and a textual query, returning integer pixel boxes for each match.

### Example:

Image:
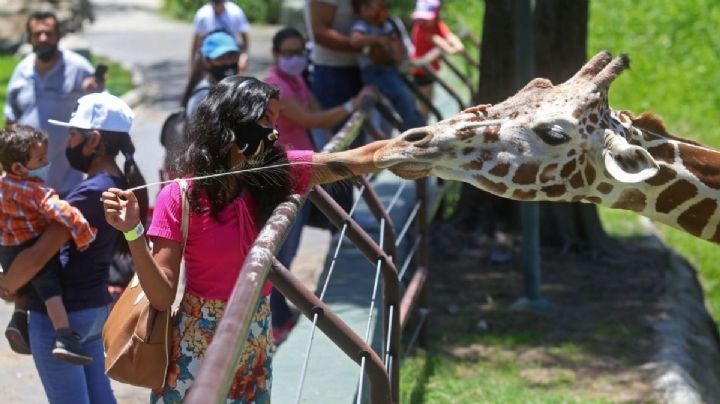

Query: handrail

[418,64,468,110]
[268,259,392,403]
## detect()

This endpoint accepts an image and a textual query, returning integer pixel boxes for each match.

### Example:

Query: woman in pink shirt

[265,27,376,344]
[101,76,388,403]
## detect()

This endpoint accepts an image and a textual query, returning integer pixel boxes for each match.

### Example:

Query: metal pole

[514,0,549,310]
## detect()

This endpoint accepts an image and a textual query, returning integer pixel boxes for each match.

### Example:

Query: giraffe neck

[595,121,720,243]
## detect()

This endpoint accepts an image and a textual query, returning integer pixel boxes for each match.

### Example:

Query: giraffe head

[374,51,660,203]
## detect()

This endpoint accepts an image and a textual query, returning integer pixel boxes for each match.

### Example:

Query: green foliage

[163,0,281,23]
[0,54,17,127]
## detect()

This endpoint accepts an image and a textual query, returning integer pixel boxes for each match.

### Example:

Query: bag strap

[178,179,189,251]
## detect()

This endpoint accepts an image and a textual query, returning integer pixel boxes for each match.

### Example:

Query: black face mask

[234,122,279,157]
[34,44,58,62]
[65,141,95,173]
[208,63,238,82]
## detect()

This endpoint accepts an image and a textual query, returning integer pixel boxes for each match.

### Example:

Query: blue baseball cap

[201,31,240,59]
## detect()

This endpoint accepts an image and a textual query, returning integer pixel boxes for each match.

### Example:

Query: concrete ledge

[642,227,720,403]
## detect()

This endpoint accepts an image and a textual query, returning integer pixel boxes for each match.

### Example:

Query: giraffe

[374,50,720,244]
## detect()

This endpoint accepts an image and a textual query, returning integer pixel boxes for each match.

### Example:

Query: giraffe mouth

[387,162,433,180]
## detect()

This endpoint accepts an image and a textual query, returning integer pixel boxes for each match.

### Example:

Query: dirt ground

[422,224,671,402]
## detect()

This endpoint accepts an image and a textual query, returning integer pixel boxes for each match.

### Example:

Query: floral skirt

[151,292,273,403]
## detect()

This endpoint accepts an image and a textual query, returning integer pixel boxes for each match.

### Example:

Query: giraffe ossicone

[374,51,720,244]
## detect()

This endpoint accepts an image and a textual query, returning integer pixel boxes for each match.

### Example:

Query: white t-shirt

[193,1,250,38]
[305,0,358,67]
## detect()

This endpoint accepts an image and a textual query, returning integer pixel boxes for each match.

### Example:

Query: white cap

[48,92,134,132]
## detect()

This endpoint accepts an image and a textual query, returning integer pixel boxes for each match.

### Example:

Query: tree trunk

[451,0,609,251]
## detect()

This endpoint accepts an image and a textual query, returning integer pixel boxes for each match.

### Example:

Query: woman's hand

[102,188,141,232]
[352,86,378,109]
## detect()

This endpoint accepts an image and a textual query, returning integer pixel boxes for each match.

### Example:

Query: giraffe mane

[627,111,702,146]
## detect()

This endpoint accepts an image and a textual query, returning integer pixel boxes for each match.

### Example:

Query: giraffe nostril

[402,128,430,144]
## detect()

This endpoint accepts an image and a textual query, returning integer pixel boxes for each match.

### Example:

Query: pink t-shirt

[265,66,315,151]
[147,150,313,300]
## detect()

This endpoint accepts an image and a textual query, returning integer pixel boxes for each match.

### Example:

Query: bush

[163,0,281,23]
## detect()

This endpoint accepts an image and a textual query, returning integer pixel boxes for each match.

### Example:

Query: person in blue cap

[183,30,241,119]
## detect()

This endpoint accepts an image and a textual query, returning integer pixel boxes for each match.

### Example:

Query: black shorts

[0,237,62,301]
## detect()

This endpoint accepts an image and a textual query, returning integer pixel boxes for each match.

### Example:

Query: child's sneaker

[52,328,92,365]
[5,310,31,354]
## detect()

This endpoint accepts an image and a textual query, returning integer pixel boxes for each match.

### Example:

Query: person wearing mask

[0,93,148,404]
[184,30,241,119]
[3,10,103,196]
[189,0,250,74]
[100,76,389,402]
[265,27,376,344]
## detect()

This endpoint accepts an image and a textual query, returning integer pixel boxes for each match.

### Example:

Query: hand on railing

[353,86,379,111]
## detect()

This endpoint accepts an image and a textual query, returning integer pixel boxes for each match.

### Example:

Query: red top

[410,20,451,76]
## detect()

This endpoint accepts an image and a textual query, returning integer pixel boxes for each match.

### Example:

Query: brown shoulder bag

[102,179,189,389]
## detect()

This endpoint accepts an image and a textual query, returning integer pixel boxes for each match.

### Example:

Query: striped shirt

[0,173,96,249]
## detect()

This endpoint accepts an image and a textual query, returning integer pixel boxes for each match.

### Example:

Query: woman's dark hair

[97,130,149,253]
[179,76,292,229]
[272,27,304,53]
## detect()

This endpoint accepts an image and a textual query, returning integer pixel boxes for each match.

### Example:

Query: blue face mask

[27,163,50,182]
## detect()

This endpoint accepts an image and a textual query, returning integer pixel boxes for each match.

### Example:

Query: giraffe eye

[533,123,570,146]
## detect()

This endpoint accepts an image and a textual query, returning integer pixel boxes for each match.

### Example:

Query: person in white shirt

[189,0,250,73]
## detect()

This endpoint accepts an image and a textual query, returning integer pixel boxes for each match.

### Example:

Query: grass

[401,340,613,404]
[0,53,133,128]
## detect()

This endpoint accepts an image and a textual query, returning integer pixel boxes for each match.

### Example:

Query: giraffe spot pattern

[596,182,613,194]
[513,164,540,185]
[585,196,603,204]
[644,165,676,186]
[462,147,474,155]
[656,180,698,214]
[489,162,510,177]
[539,163,558,183]
[483,127,500,143]
[589,114,599,124]
[566,149,576,158]
[572,108,582,118]
[584,164,596,185]
[512,189,537,200]
[611,189,646,212]
[647,143,675,164]
[678,144,720,190]
[475,175,508,195]
[456,128,477,140]
[677,198,717,237]
[461,160,484,171]
[542,184,566,198]
[561,160,576,178]
[569,171,584,189]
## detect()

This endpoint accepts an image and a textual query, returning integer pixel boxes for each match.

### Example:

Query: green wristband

[123,222,144,241]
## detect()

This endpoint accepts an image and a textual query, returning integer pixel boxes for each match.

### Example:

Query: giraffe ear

[603,131,659,183]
